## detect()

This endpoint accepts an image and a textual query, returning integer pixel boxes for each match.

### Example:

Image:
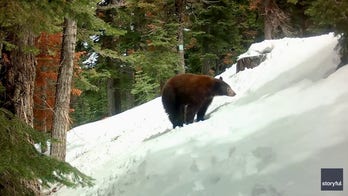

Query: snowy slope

[57,33,348,196]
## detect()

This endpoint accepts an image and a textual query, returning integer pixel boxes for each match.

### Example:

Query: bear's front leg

[197,98,213,121]
[184,104,198,125]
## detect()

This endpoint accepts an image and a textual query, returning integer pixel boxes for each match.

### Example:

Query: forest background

[0,0,347,195]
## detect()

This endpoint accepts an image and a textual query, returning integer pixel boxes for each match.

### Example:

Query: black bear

[162,73,236,128]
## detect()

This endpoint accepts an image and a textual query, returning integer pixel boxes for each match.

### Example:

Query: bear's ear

[219,76,223,81]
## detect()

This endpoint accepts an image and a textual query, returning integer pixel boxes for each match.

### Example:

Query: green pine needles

[0,108,93,195]
[131,69,160,105]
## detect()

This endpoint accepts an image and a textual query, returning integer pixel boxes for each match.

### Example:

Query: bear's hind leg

[169,117,183,128]
[169,108,184,128]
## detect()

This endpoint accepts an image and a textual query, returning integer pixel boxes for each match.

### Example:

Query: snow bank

[57,33,347,196]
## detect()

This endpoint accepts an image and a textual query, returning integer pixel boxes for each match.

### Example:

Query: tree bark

[107,77,121,115]
[1,28,40,195]
[201,24,211,75]
[258,0,292,39]
[3,29,36,127]
[264,17,273,40]
[51,18,77,161]
[263,0,273,40]
[176,0,185,73]
[201,57,211,75]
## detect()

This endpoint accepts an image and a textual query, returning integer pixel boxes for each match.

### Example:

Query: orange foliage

[249,0,262,10]
[145,11,153,17]
[145,39,155,51]
[96,12,105,18]
[147,24,157,30]
[34,32,84,133]
[34,33,61,133]
[75,51,86,61]
[71,88,83,96]
[2,53,10,64]
[127,48,135,55]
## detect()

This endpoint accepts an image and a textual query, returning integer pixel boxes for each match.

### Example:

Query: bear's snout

[227,87,236,97]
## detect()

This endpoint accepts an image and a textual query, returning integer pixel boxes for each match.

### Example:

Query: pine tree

[131,69,160,104]
[304,0,348,66]
[71,68,109,127]
[0,0,111,193]
[0,108,93,195]
[88,0,179,110]
[0,1,63,192]
[185,0,262,75]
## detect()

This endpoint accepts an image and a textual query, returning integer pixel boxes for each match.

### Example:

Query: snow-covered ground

[57,33,348,196]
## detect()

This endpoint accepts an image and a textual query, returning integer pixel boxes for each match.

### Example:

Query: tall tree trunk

[107,77,121,116]
[51,18,77,161]
[264,17,273,40]
[263,0,273,40]
[201,57,211,75]
[1,29,40,194]
[176,0,185,73]
[201,24,211,75]
[3,29,36,127]
[256,0,292,39]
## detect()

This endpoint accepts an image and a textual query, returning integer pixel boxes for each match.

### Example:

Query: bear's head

[213,77,236,97]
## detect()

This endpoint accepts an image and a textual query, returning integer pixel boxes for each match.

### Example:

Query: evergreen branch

[0,108,94,194]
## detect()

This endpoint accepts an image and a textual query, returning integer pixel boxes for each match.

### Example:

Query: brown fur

[162,73,235,128]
